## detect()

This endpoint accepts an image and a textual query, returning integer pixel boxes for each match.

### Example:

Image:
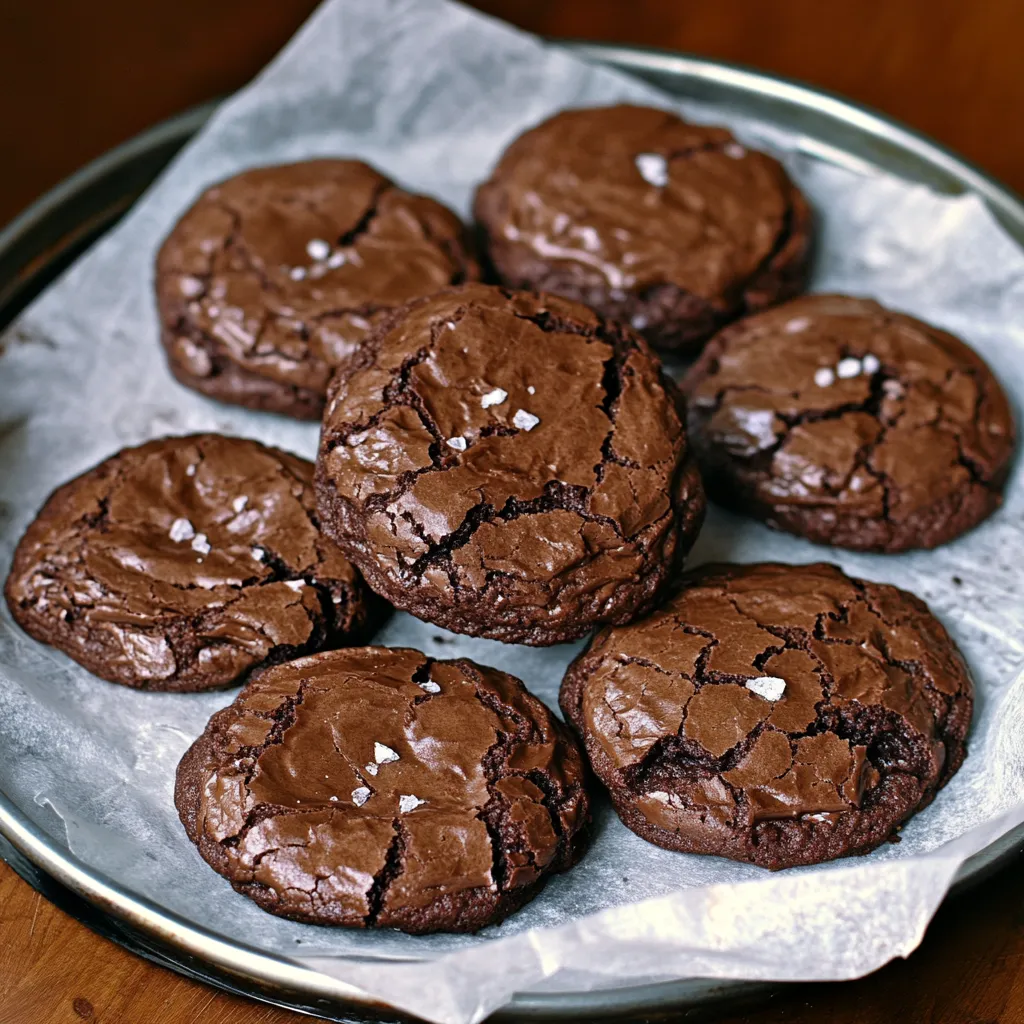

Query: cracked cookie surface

[4,435,379,691]
[314,282,706,646]
[473,105,812,355]
[175,646,590,932]
[560,562,973,869]
[156,160,479,419]
[683,295,1016,552]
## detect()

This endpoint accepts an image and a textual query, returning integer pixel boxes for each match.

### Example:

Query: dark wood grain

[1,2,1023,1022]
[2,853,1023,1024]
[475,0,1024,197]
[0,859,293,1024]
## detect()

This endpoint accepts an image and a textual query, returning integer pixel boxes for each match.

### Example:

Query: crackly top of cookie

[684,294,1015,525]
[563,561,971,824]
[179,647,588,928]
[4,434,366,691]
[157,159,478,396]
[474,105,801,300]
[316,282,689,599]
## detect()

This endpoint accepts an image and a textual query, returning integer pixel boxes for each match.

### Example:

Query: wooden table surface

[1,2,1023,1022]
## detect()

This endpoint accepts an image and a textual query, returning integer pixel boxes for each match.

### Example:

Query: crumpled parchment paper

[1,2,1023,1022]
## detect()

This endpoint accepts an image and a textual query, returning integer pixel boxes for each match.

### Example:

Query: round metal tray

[2,41,1023,1024]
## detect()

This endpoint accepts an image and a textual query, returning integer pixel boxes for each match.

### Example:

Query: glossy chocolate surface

[315,283,705,645]
[175,647,590,932]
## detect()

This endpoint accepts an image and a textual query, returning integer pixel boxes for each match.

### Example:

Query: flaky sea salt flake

[446,436,468,451]
[179,275,204,297]
[746,676,786,701]
[814,367,835,388]
[351,787,371,807]
[480,388,508,409]
[513,409,540,431]
[232,496,248,513]
[169,518,195,543]
[399,794,424,813]
[191,533,211,556]
[635,152,669,187]
[836,357,862,379]
[419,680,441,694]
[306,238,331,261]
[374,742,400,764]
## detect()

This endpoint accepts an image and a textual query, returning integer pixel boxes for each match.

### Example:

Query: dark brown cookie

[473,105,812,356]
[175,646,590,933]
[4,435,380,692]
[683,295,1016,552]
[315,282,706,646]
[560,562,973,870]
[156,160,479,419]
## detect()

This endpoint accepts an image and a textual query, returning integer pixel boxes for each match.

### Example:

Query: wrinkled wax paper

[1,2,1023,1022]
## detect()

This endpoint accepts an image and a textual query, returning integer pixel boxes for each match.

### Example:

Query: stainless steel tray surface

[1,41,1023,1024]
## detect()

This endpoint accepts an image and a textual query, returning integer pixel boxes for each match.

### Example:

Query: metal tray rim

[569,41,1024,226]
[2,38,1023,1021]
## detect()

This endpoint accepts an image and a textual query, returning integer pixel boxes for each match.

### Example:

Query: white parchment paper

[1,2,1023,1022]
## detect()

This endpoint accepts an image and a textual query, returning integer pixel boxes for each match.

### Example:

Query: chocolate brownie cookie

[474,105,812,355]
[157,160,479,419]
[4,435,378,692]
[683,295,1016,552]
[315,283,706,646]
[175,646,590,932]
[560,562,973,870]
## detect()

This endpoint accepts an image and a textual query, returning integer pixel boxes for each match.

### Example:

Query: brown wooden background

[1,2,1023,1022]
